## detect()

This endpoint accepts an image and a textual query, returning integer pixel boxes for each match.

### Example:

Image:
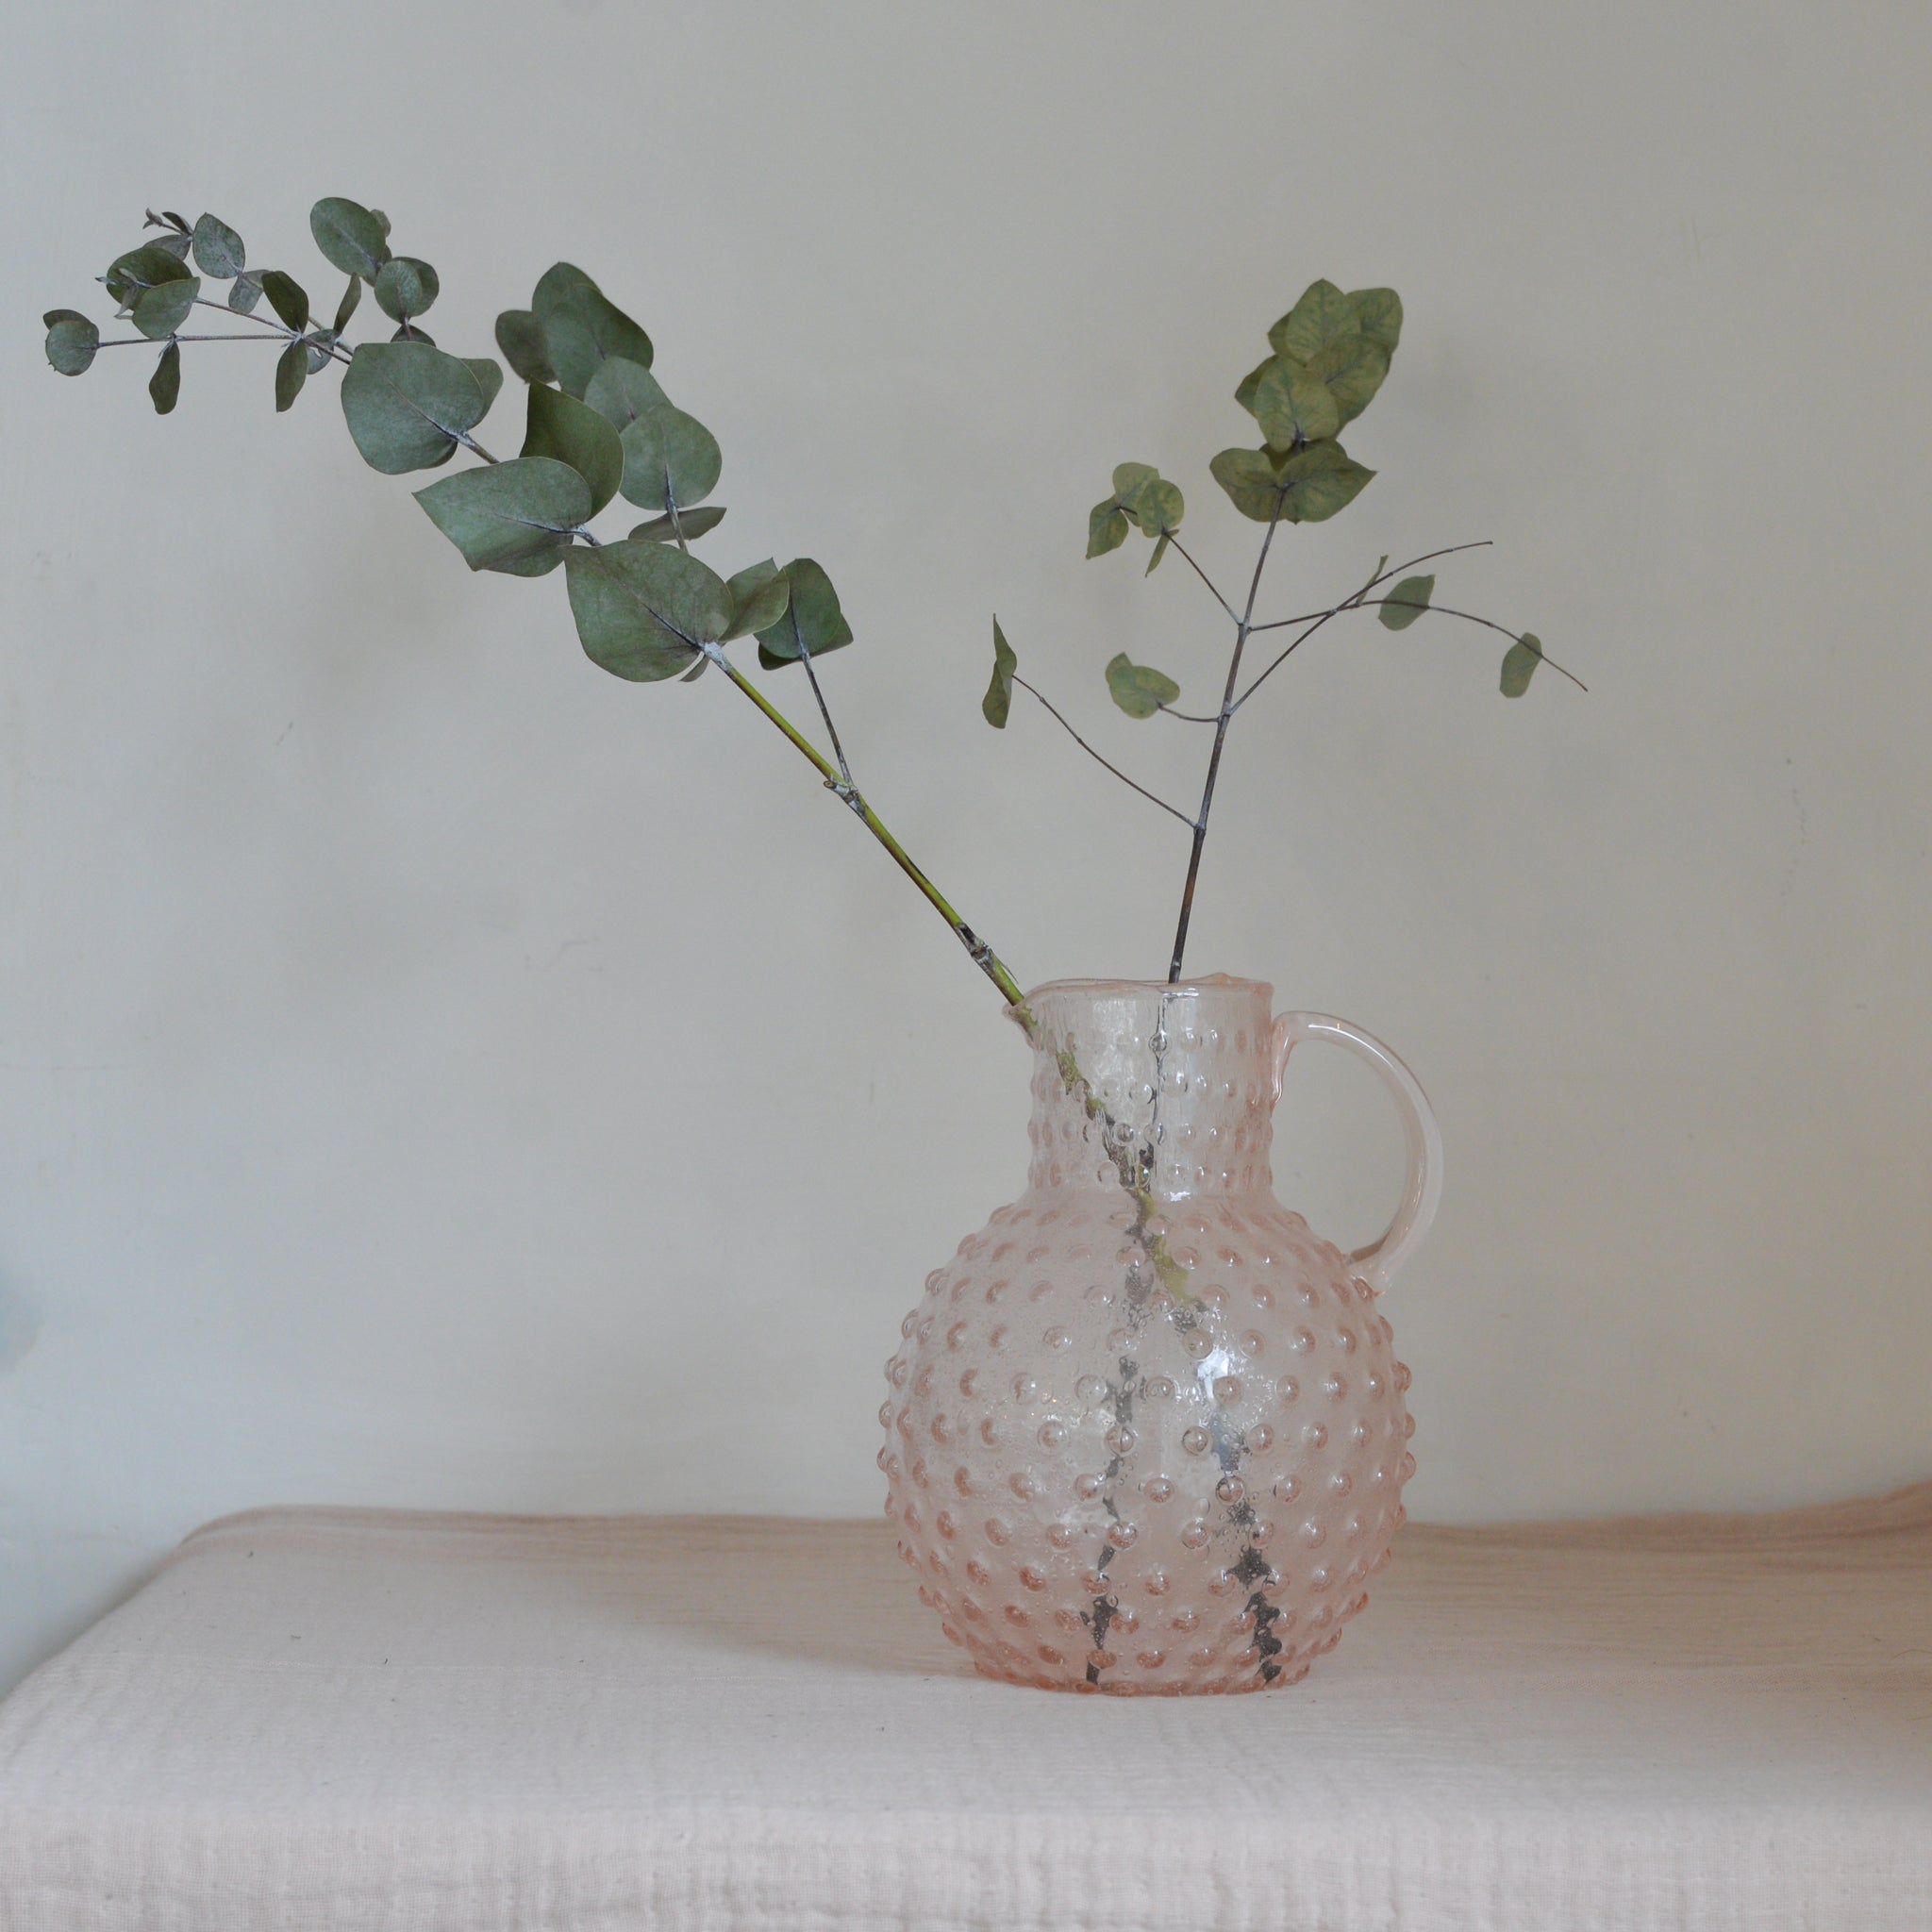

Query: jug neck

[1016,975,1278,1203]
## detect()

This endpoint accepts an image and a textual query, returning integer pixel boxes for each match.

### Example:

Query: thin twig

[1013,676,1194,827]
[1164,536,1239,624]
[1158,704,1220,724]
[191,295,354,366]
[796,638,854,788]
[1168,500,1285,979]
[96,333,287,347]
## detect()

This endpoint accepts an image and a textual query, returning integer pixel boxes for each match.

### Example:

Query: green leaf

[374,256,439,323]
[1254,357,1341,448]
[1210,441,1374,524]
[1124,475,1184,537]
[628,505,726,543]
[755,558,852,666]
[522,382,623,516]
[228,273,263,314]
[309,197,390,281]
[150,231,193,263]
[1271,440,1374,523]
[333,275,362,334]
[148,341,180,415]
[582,355,668,430]
[259,270,308,332]
[369,208,391,240]
[1145,531,1171,575]
[1208,447,1285,522]
[1111,461,1158,503]
[1105,652,1180,719]
[464,358,504,411]
[493,308,555,386]
[1269,279,1360,363]
[1348,287,1403,356]
[563,539,732,681]
[1087,499,1129,558]
[414,457,594,573]
[723,558,792,641]
[492,548,566,578]
[104,243,192,306]
[275,339,308,411]
[617,402,722,514]
[531,262,652,399]
[1234,355,1273,419]
[1305,334,1390,427]
[190,213,245,279]
[1500,633,1542,697]
[983,617,1018,727]
[391,322,434,345]
[130,275,200,340]
[338,341,492,474]
[43,311,99,375]
[1377,575,1434,629]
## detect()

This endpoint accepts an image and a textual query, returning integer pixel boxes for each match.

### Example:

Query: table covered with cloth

[1,1487,1928,1930]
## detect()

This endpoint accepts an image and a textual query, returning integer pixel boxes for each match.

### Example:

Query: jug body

[881,977,1430,1694]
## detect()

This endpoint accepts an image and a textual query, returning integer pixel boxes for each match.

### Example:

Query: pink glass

[882,975,1442,1693]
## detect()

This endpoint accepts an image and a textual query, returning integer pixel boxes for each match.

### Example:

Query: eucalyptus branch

[795,635,854,789]
[1163,536,1238,624]
[1012,676,1194,827]
[1167,501,1284,980]
[706,645,1025,1005]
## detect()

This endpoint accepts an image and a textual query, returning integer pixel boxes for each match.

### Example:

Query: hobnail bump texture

[881,976,1437,1695]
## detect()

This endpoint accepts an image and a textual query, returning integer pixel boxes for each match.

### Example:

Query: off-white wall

[3,0,1928,1692]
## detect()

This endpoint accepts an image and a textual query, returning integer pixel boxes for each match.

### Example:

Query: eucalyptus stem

[1013,676,1192,826]
[704,644,1026,1007]
[1167,500,1285,981]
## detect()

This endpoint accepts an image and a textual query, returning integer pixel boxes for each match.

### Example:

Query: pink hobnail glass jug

[881,974,1442,1692]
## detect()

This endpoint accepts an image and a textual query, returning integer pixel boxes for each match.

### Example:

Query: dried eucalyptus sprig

[43,205,1581,1011]
[982,276,1583,980]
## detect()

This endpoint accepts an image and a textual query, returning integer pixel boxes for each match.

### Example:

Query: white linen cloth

[1,1489,1927,1930]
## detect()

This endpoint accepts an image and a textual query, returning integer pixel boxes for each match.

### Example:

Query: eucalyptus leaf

[369,208,391,239]
[259,270,308,332]
[563,539,732,681]
[130,275,200,340]
[755,558,852,666]
[493,308,555,386]
[191,213,245,279]
[1305,334,1390,427]
[304,330,338,374]
[1269,278,1360,363]
[391,323,434,344]
[1254,357,1341,448]
[1377,575,1433,629]
[1087,499,1129,558]
[339,341,491,474]
[582,355,668,430]
[464,358,505,411]
[228,273,263,314]
[309,196,390,281]
[150,232,194,263]
[1500,633,1542,696]
[275,339,308,412]
[628,504,726,543]
[1105,652,1180,719]
[522,382,623,515]
[492,547,566,578]
[1234,355,1272,418]
[1111,461,1158,503]
[983,617,1017,728]
[1208,446,1285,522]
[1145,531,1171,575]
[148,340,180,415]
[1270,439,1374,524]
[617,401,722,513]
[333,275,362,334]
[43,311,99,376]
[374,256,439,323]
[723,558,791,641]
[531,262,653,399]
[1124,475,1184,537]
[414,457,593,572]
[104,243,192,305]
[1348,286,1403,355]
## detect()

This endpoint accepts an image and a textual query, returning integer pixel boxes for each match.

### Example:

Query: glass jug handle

[1270,1012,1443,1291]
